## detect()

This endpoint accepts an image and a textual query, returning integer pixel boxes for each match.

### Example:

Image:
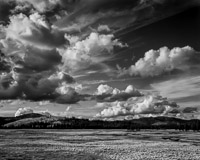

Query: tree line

[1,116,200,131]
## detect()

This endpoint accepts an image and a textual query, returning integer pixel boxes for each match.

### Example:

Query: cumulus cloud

[95,95,179,118]
[22,72,79,102]
[0,68,80,103]
[55,87,80,104]
[0,18,80,104]
[175,113,186,119]
[60,32,126,73]
[95,84,142,102]
[97,25,111,32]
[96,84,114,95]
[0,14,82,103]
[0,3,86,104]
[96,84,141,96]
[6,13,66,49]
[15,107,33,117]
[119,46,198,77]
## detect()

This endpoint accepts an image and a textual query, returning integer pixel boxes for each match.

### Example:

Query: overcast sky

[0,0,200,119]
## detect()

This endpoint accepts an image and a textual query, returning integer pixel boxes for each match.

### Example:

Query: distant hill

[0,113,46,128]
[0,114,200,131]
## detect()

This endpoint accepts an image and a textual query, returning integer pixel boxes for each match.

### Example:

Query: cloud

[0,72,21,99]
[0,29,77,104]
[119,46,198,77]
[6,13,67,49]
[0,0,16,24]
[96,84,141,95]
[151,75,200,101]
[57,106,72,117]
[15,107,33,117]
[182,107,198,113]
[55,0,141,29]
[96,84,114,95]
[12,47,62,73]
[15,107,52,117]
[39,110,52,117]
[175,113,186,119]
[0,52,11,73]
[55,87,80,104]
[21,72,79,102]
[97,25,111,33]
[95,95,179,118]
[168,108,180,114]
[59,32,126,73]
[55,9,135,34]
[48,71,75,83]
[9,99,26,105]
[0,69,80,104]
[95,84,142,102]
[15,0,61,13]
[38,101,50,106]
[0,21,79,104]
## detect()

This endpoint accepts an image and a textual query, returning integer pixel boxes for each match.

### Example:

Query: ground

[0,129,200,160]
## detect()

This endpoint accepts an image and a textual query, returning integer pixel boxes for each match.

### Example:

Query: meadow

[0,129,200,160]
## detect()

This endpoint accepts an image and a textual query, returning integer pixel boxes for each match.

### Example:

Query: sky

[0,0,200,119]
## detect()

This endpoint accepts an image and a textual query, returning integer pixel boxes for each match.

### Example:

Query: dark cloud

[15,47,62,73]
[0,68,79,103]
[22,74,58,100]
[0,75,21,99]
[0,9,77,104]
[6,13,67,49]
[19,72,77,102]
[168,108,180,114]
[0,0,16,24]
[182,107,198,113]
[0,51,11,73]
[55,87,80,104]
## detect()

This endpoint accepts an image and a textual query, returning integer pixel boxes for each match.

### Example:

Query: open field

[0,129,200,160]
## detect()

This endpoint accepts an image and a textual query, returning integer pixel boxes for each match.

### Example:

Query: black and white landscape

[0,0,200,159]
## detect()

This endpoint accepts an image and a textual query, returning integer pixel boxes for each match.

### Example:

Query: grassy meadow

[0,129,200,160]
